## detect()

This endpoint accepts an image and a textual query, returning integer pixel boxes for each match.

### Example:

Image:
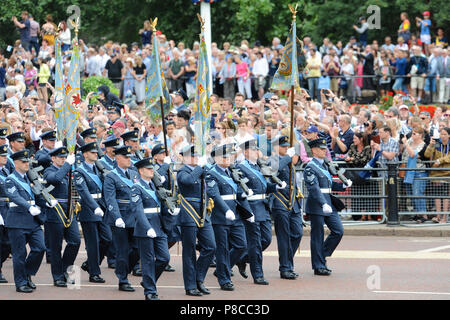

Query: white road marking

[416,245,450,253]
[373,290,450,296]
[0,283,221,289]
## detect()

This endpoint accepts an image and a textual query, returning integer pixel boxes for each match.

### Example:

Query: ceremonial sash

[111,168,134,188]
[0,174,5,183]
[7,156,15,169]
[309,160,333,185]
[137,181,160,207]
[78,165,102,190]
[241,160,267,188]
[99,157,113,170]
[8,174,34,200]
[211,167,237,194]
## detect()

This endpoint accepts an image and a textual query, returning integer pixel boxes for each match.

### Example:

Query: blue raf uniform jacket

[237,159,277,222]
[130,178,166,238]
[0,168,10,220]
[34,148,52,170]
[205,164,253,226]
[268,155,301,213]
[155,162,178,231]
[73,162,105,222]
[5,171,45,229]
[103,167,139,228]
[97,155,116,171]
[304,158,345,216]
[43,163,72,224]
[177,165,210,227]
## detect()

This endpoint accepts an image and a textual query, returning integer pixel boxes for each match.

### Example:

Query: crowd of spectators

[0,10,449,223]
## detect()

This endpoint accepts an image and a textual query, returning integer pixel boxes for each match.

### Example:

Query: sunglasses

[444,114,450,117]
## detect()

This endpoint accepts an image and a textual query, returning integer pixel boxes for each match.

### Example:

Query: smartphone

[306,97,312,101]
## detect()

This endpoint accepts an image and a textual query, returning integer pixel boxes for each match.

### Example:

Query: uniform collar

[313,157,325,165]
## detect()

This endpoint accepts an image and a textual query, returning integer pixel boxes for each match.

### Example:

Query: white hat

[399,104,409,110]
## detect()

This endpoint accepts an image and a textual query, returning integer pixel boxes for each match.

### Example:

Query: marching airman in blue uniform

[206,144,254,291]
[34,130,57,170]
[268,135,303,280]
[74,142,111,283]
[130,157,171,300]
[121,130,141,167]
[237,139,287,285]
[5,150,46,293]
[43,147,81,287]
[177,145,216,296]
[0,145,11,283]
[103,145,140,292]
[304,138,351,275]
[6,132,27,173]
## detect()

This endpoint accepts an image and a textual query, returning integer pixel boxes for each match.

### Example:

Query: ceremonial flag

[193,26,211,157]
[270,20,304,92]
[145,28,171,122]
[54,36,81,153]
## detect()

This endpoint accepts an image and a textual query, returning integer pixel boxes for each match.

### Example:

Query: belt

[185,197,201,202]
[144,208,160,214]
[320,188,332,194]
[117,199,130,204]
[55,198,68,203]
[0,197,9,202]
[91,193,102,199]
[247,194,266,201]
[10,200,35,208]
[221,194,236,201]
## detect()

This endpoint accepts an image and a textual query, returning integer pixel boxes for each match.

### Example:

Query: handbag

[398,163,406,179]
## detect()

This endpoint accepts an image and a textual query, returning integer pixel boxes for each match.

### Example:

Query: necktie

[125,170,130,179]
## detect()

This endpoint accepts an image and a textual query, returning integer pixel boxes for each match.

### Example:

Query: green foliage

[81,76,118,103]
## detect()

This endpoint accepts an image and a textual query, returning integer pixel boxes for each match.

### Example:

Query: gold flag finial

[197,13,205,31]
[150,17,158,32]
[288,3,298,21]
[70,16,80,36]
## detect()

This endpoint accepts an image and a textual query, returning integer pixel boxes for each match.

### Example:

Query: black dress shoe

[164,264,175,272]
[27,276,36,290]
[236,262,248,279]
[132,268,142,276]
[81,261,89,272]
[0,273,7,284]
[89,275,105,283]
[213,270,218,278]
[314,268,331,276]
[145,293,159,300]
[280,271,297,280]
[108,263,116,269]
[197,282,210,295]
[220,282,234,291]
[54,280,67,287]
[186,289,203,296]
[16,285,33,293]
[254,277,269,285]
[209,258,216,268]
[64,272,75,284]
[119,283,135,292]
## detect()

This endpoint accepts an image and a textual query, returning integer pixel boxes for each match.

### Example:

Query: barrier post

[386,163,399,225]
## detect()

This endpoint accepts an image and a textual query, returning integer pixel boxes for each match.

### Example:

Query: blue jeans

[405,172,428,213]
[307,77,319,100]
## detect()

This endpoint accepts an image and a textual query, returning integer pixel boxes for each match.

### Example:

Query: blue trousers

[0,225,11,271]
[405,172,428,213]
[272,210,303,272]
[180,223,216,290]
[241,220,272,280]
[111,226,139,284]
[80,221,112,276]
[8,226,45,288]
[138,235,170,295]
[213,224,247,286]
[45,221,81,281]
[309,213,344,270]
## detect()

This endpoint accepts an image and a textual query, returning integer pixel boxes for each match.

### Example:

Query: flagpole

[200,1,213,93]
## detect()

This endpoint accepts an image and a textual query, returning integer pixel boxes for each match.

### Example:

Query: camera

[306,97,312,101]
[399,133,405,144]
[112,100,125,108]
[212,113,218,117]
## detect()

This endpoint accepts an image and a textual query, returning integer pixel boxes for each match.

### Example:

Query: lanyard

[78,165,102,190]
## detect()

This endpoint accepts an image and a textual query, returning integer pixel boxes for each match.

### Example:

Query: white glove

[29,206,41,216]
[198,156,207,168]
[46,199,58,208]
[169,208,180,216]
[322,203,333,214]
[287,147,296,157]
[66,154,75,165]
[0,215,4,226]
[276,181,287,190]
[247,215,255,223]
[163,156,171,164]
[225,210,235,221]
[115,218,126,228]
[247,189,254,197]
[344,179,353,188]
[94,207,104,217]
[159,176,166,184]
[147,228,157,238]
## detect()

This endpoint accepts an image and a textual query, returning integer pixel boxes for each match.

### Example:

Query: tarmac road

[0,235,449,300]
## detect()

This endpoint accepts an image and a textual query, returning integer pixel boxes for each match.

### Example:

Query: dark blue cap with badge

[11,149,31,162]
[40,130,57,141]
[80,142,99,154]
[239,139,259,150]
[80,128,97,139]
[151,143,166,157]
[49,147,69,157]
[114,145,133,157]
[272,135,290,147]
[175,88,189,101]
[135,157,154,169]
[0,128,8,139]
[0,144,8,156]
[7,132,25,142]
[179,145,199,157]
[102,137,120,148]
[308,138,328,149]
[121,130,139,142]
[211,144,234,158]
[107,105,121,114]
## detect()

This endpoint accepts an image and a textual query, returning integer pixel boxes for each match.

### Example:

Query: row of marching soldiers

[0,126,348,300]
